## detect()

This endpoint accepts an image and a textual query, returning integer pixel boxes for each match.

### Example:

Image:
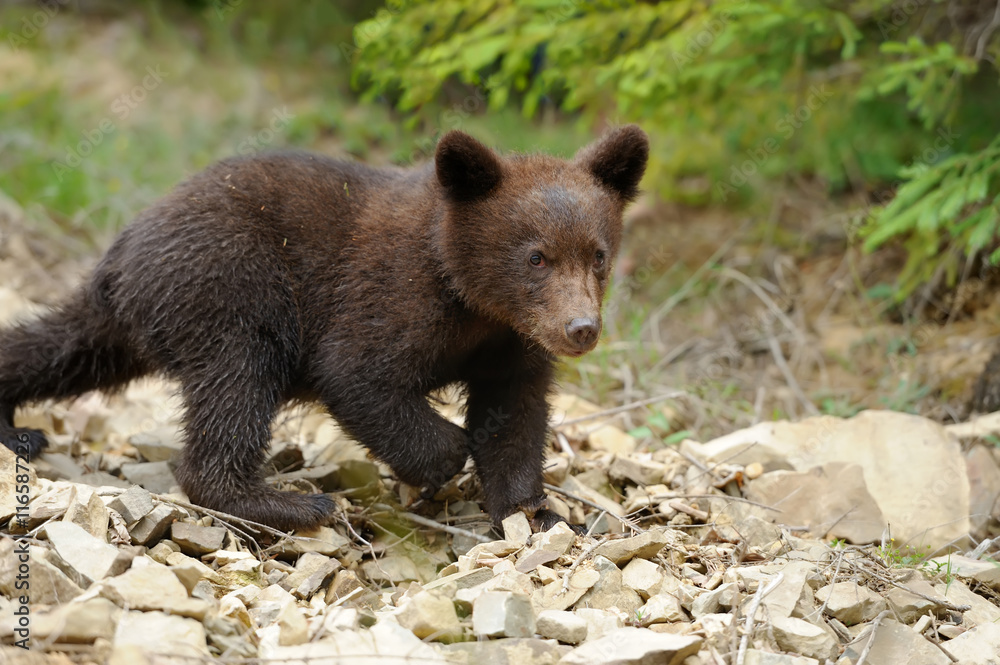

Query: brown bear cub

[0,126,648,532]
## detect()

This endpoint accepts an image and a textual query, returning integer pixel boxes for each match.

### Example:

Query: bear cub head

[435,125,649,357]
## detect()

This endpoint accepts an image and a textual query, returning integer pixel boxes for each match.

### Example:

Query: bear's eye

[529,252,546,268]
[594,250,606,268]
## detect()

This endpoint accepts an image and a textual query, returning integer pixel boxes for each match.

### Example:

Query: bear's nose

[565,317,600,349]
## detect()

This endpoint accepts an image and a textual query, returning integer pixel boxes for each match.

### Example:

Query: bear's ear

[435,131,503,201]
[574,125,649,201]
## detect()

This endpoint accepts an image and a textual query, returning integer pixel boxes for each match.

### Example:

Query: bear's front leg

[465,358,565,531]
[323,383,471,496]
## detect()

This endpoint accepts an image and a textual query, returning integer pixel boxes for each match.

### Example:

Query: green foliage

[353,0,1000,298]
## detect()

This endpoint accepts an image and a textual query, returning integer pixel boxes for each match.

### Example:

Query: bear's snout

[565,317,601,351]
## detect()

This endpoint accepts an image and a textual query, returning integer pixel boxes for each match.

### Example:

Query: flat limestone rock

[591,529,669,566]
[532,567,600,613]
[44,521,128,587]
[445,638,567,665]
[558,627,702,665]
[843,618,949,664]
[473,591,536,638]
[575,555,643,615]
[816,581,887,626]
[747,462,886,544]
[943,622,1000,663]
[536,609,587,644]
[113,610,209,660]
[700,411,970,549]
[170,521,226,555]
[31,597,120,644]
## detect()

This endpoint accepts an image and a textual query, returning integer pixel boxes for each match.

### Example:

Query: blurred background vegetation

[0,0,998,438]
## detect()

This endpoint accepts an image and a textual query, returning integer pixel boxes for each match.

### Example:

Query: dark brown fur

[0,126,648,531]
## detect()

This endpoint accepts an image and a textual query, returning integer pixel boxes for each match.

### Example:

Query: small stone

[360,554,423,584]
[395,589,462,642]
[63,486,109,538]
[102,560,210,619]
[107,486,155,524]
[531,521,577,555]
[532,567,600,613]
[473,591,535,638]
[268,620,445,664]
[770,615,839,661]
[591,529,669,566]
[929,554,1000,590]
[608,455,665,485]
[516,548,561,573]
[558,627,702,665]
[621,558,665,599]
[745,462,764,479]
[170,521,227,555]
[277,602,309,646]
[27,484,76,525]
[272,525,351,557]
[0,444,39,524]
[120,461,177,495]
[536,609,587,644]
[885,580,942,623]
[147,540,181,563]
[575,555,643,615]
[943,622,1000,662]
[843,618,949,664]
[0,539,84,605]
[30,597,119,644]
[742,650,819,665]
[281,552,340,599]
[574,608,624,641]
[639,592,687,625]
[816,581,887,625]
[934,579,1000,627]
[503,512,532,543]
[44,521,129,587]
[128,503,183,545]
[691,582,739,618]
[164,551,222,592]
[424,567,494,592]
[444,637,566,664]
[113,610,209,659]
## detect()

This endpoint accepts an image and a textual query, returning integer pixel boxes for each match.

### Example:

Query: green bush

[352,0,1000,298]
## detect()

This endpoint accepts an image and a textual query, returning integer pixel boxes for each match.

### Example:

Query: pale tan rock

[747,462,887,544]
[770,615,839,661]
[559,627,702,665]
[701,411,970,549]
[532,567,600,613]
[113,610,209,660]
[966,444,1000,534]
[266,619,447,663]
[30,598,119,644]
[929,554,1000,589]
[608,455,664,485]
[574,608,624,641]
[276,602,309,646]
[621,557,665,599]
[0,444,38,525]
[843,618,949,664]
[536,609,587,644]
[63,486,109,538]
[576,555,643,614]
[742,650,819,665]
[591,529,669,566]
[44,521,128,587]
[272,525,350,557]
[473,591,535,638]
[502,512,532,544]
[943,622,1000,663]
[934,579,1000,627]
[690,582,739,618]
[170,521,226,555]
[107,486,154,524]
[101,559,210,619]
[0,540,84,605]
[816,581,887,625]
[395,589,462,641]
[639,592,687,625]
[884,579,943,623]
[531,521,577,555]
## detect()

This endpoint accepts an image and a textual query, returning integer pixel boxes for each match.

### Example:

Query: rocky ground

[1,224,1000,665]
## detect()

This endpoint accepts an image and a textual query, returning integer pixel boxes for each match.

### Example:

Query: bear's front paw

[531,508,585,534]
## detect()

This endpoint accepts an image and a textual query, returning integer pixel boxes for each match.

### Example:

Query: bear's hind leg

[0,293,145,457]
[173,351,335,532]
